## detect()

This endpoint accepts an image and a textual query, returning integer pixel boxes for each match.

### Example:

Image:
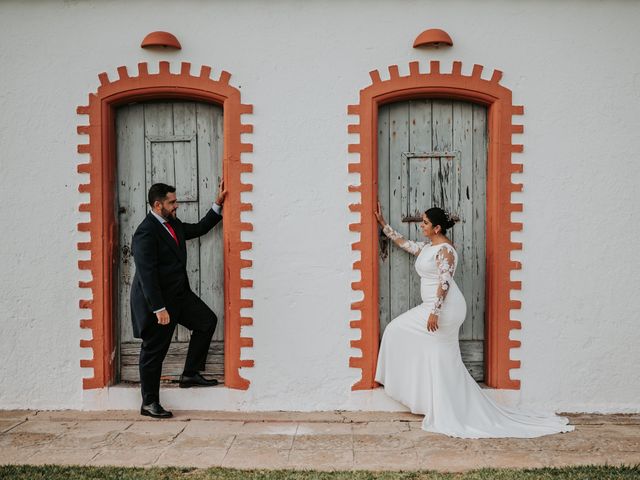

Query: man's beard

[160,206,177,220]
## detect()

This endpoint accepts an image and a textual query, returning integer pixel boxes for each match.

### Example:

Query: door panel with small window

[115,101,224,383]
[377,99,487,381]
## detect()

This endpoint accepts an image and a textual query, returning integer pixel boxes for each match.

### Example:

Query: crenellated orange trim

[77,61,254,390]
[347,61,523,390]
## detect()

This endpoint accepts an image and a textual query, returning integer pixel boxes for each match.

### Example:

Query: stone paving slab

[156,446,228,468]
[288,448,354,471]
[27,448,99,466]
[222,447,290,469]
[296,422,353,435]
[0,419,25,434]
[294,434,353,451]
[0,410,35,421]
[563,413,640,425]
[30,410,350,423]
[355,448,419,470]
[0,410,638,471]
[27,409,640,424]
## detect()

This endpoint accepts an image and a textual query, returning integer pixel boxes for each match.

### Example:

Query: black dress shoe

[140,402,173,418]
[179,372,219,388]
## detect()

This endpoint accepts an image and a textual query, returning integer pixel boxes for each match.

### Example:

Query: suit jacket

[130,209,222,338]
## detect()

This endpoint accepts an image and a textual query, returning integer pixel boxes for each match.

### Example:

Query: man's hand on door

[215,179,228,206]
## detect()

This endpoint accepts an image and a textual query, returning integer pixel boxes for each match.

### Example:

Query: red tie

[164,222,179,246]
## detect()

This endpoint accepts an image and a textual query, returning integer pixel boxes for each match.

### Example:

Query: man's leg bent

[178,292,217,376]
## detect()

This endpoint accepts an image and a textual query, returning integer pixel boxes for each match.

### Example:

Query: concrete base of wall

[80,385,523,412]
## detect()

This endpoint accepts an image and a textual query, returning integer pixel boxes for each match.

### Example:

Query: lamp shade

[413,29,453,48]
[141,31,182,50]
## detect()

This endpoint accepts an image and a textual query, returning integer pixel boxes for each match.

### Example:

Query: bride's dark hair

[425,207,459,235]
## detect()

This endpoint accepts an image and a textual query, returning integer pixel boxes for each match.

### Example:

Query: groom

[130,181,227,418]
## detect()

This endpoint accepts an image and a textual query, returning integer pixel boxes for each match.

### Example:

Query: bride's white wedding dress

[375,225,574,438]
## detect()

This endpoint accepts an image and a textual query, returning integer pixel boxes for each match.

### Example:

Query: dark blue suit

[130,209,221,404]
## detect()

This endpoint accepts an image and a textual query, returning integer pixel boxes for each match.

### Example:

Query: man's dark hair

[148,183,176,207]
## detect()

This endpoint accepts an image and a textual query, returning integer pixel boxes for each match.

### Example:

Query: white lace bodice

[416,244,457,315]
[382,224,457,316]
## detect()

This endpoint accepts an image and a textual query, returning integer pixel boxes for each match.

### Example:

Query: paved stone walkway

[0,410,639,472]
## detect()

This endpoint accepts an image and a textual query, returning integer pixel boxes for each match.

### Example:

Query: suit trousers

[138,291,217,405]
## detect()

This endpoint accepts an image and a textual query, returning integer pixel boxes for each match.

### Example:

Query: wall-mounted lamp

[413,29,453,48]
[141,31,182,50]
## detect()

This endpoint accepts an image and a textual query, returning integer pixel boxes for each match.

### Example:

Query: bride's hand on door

[427,313,439,332]
[374,201,386,227]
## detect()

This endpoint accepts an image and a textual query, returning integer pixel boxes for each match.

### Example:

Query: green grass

[0,465,639,480]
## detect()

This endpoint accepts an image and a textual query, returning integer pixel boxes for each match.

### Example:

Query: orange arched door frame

[77,62,254,390]
[347,61,524,390]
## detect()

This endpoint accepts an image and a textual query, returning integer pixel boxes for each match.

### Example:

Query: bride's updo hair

[425,207,460,235]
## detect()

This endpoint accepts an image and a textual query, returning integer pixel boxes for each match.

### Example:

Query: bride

[374,203,574,438]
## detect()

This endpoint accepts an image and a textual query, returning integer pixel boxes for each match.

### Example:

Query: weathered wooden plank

[377,99,487,383]
[173,102,198,202]
[197,103,225,341]
[121,359,223,382]
[408,100,433,309]
[431,100,453,210]
[120,363,224,383]
[377,104,392,336]
[408,99,433,219]
[388,102,411,321]
[144,102,173,136]
[120,341,224,382]
[459,339,484,363]
[145,104,179,343]
[179,203,201,283]
[453,102,474,340]
[149,142,175,186]
[472,104,487,341]
[116,104,146,347]
[145,103,176,187]
[408,157,430,310]
[148,105,182,342]
[120,365,224,383]
[172,103,200,343]
[461,340,483,381]
[120,341,224,356]
[118,101,228,382]
[464,362,484,382]
[177,201,200,342]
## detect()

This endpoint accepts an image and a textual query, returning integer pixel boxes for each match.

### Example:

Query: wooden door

[378,99,487,381]
[116,101,224,383]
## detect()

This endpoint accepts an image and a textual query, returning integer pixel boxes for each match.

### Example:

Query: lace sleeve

[431,245,457,316]
[381,224,427,256]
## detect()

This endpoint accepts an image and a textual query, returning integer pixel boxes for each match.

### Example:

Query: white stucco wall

[1,0,638,412]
